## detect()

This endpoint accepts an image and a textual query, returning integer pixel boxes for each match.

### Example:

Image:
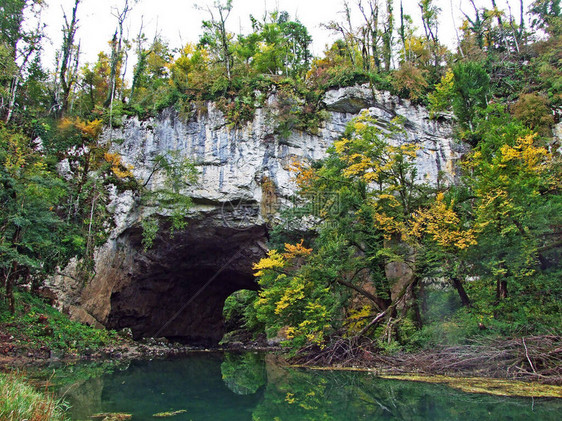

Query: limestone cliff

[48,84,466,345]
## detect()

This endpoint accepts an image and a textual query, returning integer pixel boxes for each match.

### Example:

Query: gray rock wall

[108,84,463,234]
[49,85,467,343]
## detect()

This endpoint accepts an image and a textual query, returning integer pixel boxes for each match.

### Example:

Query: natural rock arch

[48,85,464,345]
[103,222,267,345]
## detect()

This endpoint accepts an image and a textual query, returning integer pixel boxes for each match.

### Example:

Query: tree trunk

[336,276,389,312]
[59,0,81,115]
[452,276,471,307]
[5,74,19,123]
[5,263,17,314]
[496,278,508,300]
[409,278,423,328]
[358,275,418,336]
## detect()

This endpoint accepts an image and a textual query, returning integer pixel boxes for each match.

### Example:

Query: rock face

[49,85,466,345]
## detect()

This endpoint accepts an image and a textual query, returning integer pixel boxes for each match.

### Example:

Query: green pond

[36,352,561,420]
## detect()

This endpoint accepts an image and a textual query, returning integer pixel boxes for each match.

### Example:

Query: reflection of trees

[220,352,267,395]
[252,365,561,421]
[31,354,562,420]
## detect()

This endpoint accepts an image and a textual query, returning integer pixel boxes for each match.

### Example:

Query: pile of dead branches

[291,335,562,384]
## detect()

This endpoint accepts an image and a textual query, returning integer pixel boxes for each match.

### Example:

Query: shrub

[391,62,429,101]
[512,93,554,135]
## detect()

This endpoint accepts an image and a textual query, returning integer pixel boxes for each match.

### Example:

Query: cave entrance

[105,223,267,346]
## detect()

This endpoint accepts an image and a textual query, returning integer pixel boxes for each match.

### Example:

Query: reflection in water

[50,352,561,421]
[221,352,267,395]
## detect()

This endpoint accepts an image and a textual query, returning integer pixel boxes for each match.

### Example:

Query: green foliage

[0,289,121,352]
[428,69,454,117]
[253,114,431,349]
[139,152,198,249]
[0,0,44,123]
[0,123,75,308]
[451,61,490,135]
[248,10,312,78]
[253,245,344,349]
[140,217,159,251]
[409,309,482,348]
[0,372,68,421]
[0,0,560,359]
[129,36,175,116]
[391,62,429,101]
[222,289,263,334]
[530,0,562,36]
[255,97,561,353]
[0,42,18,108]
[220,352,266,395]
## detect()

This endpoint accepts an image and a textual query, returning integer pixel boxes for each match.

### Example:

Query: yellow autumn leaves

[410,193,477,250]
[57,117,134,179]
[252,240,313,277]
[104,152,134,178]
[58,117,103,140]
[291,112,476,250]
[333,118,419,184]
[369,194,477,250]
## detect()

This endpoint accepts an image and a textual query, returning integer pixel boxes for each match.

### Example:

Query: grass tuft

[0,371,67,421]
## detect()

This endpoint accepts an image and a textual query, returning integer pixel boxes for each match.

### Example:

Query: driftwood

[291,335,562,385]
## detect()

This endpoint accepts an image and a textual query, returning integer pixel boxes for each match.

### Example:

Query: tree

[357,0,381,72]
[130,20,148,101]
[130,35,173,110]
[461,0,487,51]
[54,0,81,116]
[381,0,394,71]
[255,113,432,347]
[199,0,234,80]
[104,0,132,109]
[463,122,561,308]
[52,117,135,279]
[512,93,555,135]
[323,1,359,68]
[250,10,312,78]
[253,241,341,348]
[451,61,490,136]
[0,0,44,123]
[0,44,19,115]
[530,0,562,36]
[78,52,112,114]
[0,124,67,312]
[418,0,441,69]
[169,43,210,95]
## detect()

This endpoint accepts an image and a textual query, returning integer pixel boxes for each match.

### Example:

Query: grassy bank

[0,289,124,360]
[0,372,67,421]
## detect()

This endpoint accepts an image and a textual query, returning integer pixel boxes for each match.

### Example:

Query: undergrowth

[0,289,122,354]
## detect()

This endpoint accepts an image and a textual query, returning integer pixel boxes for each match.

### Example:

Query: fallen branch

[290,335,562,384]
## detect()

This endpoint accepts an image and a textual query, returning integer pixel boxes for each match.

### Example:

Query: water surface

[43,352,561,420]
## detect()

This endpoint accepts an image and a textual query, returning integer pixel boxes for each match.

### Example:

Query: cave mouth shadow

[105,223,267,346]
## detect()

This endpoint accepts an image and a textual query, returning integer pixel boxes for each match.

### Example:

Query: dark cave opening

[105,222,267,346]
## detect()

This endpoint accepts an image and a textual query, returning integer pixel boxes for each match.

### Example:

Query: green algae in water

[152,409,187,417]
[36,353,562,420]
[91,413,132,420]
[379,374,562,398]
